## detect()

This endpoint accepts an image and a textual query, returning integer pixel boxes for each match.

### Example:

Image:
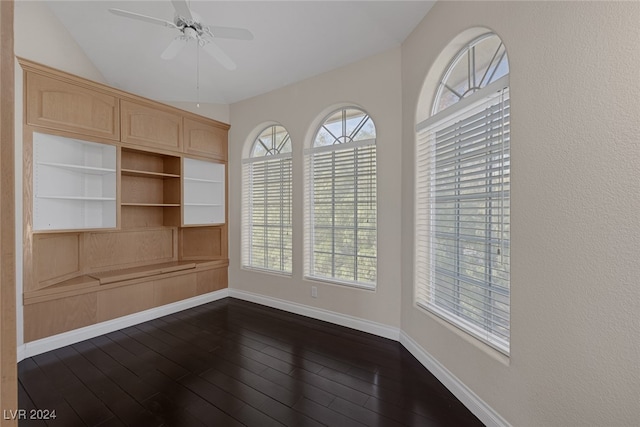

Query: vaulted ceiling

[46,1,435,104]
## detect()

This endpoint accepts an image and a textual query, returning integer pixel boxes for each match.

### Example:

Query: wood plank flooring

[18,298,484,426]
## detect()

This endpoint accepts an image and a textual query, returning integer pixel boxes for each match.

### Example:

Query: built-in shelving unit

[33,132,116,231]
[21,58,230,343]
[183,157,225,225]
[121,148,181,228]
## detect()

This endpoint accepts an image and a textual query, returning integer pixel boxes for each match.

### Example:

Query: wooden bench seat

[89,261,196,285]
[24,259,228,305]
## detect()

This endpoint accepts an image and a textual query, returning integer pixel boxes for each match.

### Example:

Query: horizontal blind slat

[429,286,510,324]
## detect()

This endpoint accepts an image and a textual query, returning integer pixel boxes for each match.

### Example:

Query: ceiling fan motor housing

[183,26,199,39]
[177,16,202,30]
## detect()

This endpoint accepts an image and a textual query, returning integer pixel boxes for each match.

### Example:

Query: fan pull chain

[196,44,200,108]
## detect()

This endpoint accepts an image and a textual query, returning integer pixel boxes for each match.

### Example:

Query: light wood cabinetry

[180,226,228,260]
[184,117,228,160]
[121,100,183,151]
[26,71,119,140]
[1,2,17,416]
[121,148,181,228]
[20,59,230,343]
[24,293,98,342]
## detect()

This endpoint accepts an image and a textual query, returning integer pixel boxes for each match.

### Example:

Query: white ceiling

[46,1,435,104]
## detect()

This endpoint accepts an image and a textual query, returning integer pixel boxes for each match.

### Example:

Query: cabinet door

[26,72,119,140]
[121,100,183,151]
[183,117,228,160]
[183,158,225,225]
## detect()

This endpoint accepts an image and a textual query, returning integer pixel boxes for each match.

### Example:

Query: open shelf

[184,177,223,184]
[122,203,180,207]
[121,169,180,179]
[183,157,225,225]
[33,132,117,231]
[38,162,116,175]
[121,148,180,175]
[121,148,181,228]
[37,196,116,201]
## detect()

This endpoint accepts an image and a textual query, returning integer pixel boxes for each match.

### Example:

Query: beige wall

[14,1,105,82]
[401,1,640,426]
[228,48,403,328]
[230,1,640,425]
[162,101,229,124]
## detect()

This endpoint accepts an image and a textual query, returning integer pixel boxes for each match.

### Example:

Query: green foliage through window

[307,108,377,287]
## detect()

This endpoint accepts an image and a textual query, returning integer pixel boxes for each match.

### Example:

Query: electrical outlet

[311,286,318,298]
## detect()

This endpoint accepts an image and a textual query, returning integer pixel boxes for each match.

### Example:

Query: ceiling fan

[109,0,253,70]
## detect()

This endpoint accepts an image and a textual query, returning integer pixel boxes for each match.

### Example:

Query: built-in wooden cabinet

[20,58,230,342]
[180,226,227,260]
[121,148,181,228]
[121,100,183,151]
[184,117,227,160]
[26,71,119,140]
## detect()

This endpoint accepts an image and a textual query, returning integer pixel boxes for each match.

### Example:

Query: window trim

[432,32,509,116]
[417,75,509,133]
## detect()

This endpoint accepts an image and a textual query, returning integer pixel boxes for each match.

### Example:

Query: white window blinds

[242,125,293,274]
[415,79,510,353]
[305,139,377,288]
[242,155,293,273]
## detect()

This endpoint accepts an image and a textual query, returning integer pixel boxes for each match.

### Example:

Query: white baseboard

[18,289,229,360]
[16,344,25,363]
[228,289,400,340]
[400,331,511,427]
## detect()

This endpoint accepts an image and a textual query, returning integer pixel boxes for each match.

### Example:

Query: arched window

[242,125,292,274]
[415,33,510,353]
[305,108,377,288]
[433,33,509,114]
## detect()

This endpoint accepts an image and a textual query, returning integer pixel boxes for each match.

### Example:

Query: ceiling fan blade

[208,26,254,41]
[171,0,193,20]
[161,37,188,60]
[109,8,177,28]
[201,40,236,71]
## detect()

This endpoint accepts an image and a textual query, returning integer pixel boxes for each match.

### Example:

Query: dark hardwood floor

[18,298,483,426]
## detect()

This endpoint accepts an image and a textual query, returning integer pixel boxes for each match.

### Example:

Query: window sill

[415,301,510,364]
[304,275,376,291]
[241,266,293,278]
